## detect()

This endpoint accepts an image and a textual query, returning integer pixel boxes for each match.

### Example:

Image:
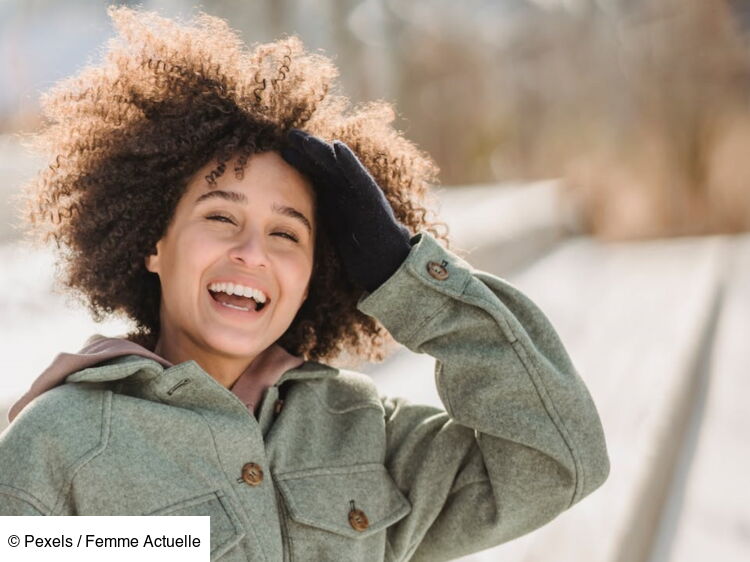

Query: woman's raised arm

[358,231,610,561]
[282,129,609,561]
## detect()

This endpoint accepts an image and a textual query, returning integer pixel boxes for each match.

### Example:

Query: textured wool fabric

[7,336,303,422]
[0,231,610,562]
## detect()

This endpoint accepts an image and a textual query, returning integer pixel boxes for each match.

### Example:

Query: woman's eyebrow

[194,189,247,206]
[194,189,312,234]
[271,202,312,234]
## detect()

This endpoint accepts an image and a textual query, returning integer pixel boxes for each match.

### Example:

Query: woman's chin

[199,331,269,359]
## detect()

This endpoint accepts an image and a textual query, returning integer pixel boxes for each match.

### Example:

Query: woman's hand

[281,128,412,293]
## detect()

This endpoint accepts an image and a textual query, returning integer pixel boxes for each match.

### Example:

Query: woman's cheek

[278,253,312,299]
[188,231,227,257]
[291,249,314,284]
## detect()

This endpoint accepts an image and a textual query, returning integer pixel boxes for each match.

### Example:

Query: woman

[0,6,610,561]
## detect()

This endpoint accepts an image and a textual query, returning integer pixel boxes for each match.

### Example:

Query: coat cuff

[356,231,473,347]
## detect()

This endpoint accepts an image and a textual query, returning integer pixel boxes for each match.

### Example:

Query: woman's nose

[228,232,269,268]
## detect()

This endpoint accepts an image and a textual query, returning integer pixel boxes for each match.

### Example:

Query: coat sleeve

[356,231,610,562]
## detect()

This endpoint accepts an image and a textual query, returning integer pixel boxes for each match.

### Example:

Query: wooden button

[241,462,264,486]
[348,508,369,531]
[426,260,449,280]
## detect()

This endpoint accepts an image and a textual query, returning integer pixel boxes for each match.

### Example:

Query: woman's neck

[153,336,259,389]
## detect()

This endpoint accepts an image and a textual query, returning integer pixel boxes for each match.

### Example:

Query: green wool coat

[0,231,610,561]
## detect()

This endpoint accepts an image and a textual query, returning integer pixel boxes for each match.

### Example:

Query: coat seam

[389,266,459,346]
[403,273,479,421]
[67,358,161,382]
[424,283,584,508]
[384,535,397,562]
[402,239,585,506]
[434,361,455,418]
[301,380,384,415]
[510,340,584,507]
[275,462,386,480]
[461,286,583,506]
[398,296,451,348]
[446,477,492,498]
[54,389,113,514]
[0,484,51,514]
[400,269,474,344]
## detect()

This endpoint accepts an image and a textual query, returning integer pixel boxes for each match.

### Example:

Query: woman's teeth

[220,302,252,312]
[208,282,267,303]
[208,283,269,312]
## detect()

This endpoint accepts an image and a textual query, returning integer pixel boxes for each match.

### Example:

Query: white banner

[0,516,210,561]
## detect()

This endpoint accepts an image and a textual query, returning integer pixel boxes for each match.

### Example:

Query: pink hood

[8,334,304,423]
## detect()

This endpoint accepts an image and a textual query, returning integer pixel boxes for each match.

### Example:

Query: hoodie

[7,333,304,423]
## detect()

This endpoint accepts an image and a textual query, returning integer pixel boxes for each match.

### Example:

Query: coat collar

[64,353,339,386]
[8,335,339,423]
[62,353,340,419]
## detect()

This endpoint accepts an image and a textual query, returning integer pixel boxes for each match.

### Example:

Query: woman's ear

[145,245,160,274]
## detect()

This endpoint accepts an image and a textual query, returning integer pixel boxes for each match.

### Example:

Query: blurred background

[1,1,748,561]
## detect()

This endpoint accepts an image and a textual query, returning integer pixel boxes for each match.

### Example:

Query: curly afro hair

[18,6,449,364]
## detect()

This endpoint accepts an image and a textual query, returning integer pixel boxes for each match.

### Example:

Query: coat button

[348,507,369,532]
[426,260,449,280]
[241,462,264,486]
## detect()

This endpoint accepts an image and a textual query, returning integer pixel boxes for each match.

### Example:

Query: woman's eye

[206,214,236,225]
[205,215,298,242]
[273,231,299,243]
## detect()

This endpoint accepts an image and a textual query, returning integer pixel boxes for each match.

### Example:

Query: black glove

[281,128,412,293]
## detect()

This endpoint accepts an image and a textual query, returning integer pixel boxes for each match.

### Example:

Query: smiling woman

[0,6,610,562]
[16,5,445,367]
[144,151,316,390]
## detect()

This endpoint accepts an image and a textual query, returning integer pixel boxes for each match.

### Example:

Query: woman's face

[145,150,315,361]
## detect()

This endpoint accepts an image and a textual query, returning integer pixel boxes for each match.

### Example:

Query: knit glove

[281,128,412,293]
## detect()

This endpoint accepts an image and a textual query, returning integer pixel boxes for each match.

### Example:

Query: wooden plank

[654,234,750,562]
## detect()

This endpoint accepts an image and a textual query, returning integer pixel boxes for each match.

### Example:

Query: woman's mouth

[208,289,269,314]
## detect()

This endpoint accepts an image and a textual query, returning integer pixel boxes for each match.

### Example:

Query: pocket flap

[275,463,411,539]
[149,490,245,559]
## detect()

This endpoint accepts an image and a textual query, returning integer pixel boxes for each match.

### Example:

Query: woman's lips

[208,289,269,317]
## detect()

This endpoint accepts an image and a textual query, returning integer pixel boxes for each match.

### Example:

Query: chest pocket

[148,490,245,560]
[275,463,411,561]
